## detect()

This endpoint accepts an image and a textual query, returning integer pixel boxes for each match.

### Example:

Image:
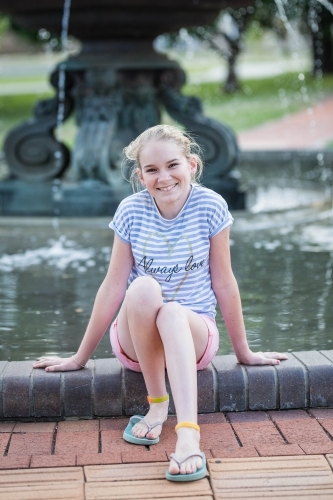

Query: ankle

[147,393,169,404]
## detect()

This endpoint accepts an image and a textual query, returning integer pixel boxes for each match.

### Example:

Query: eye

[169,162,178,168]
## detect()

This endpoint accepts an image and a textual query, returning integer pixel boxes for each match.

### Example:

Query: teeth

[159,185,176,191]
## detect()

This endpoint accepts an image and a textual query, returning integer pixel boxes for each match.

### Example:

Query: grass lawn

[0,72,332,149]
[182,72,333,132]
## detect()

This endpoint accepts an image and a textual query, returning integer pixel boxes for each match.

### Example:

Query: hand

[33,356,84,372]
[239,351,288,366]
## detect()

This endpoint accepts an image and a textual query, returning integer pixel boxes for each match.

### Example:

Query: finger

[33,358,59,368]
[45,364,68,372]
[261,358,281,365]
[262,352,288,360]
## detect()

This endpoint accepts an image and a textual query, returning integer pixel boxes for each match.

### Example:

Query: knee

[156,301,186,329]
[126,276,162,310]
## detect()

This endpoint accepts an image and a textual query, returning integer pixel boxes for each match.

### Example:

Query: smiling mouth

[157,184,177,192]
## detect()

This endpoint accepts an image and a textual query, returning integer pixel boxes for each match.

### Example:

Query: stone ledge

[0,351,332,419]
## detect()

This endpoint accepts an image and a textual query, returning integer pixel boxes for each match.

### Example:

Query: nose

[158,169,171,182]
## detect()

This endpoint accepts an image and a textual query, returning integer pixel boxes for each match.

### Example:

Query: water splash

[0,237,95,272]
[317,252,333,331]
[274,0,311,106]
[56,0,72,131]
[299,224,333,252]
[317,0,333,15]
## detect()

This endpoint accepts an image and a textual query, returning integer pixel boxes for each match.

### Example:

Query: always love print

[138,231,206,301]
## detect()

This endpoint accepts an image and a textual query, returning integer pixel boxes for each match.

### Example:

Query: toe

[169,459,180,475]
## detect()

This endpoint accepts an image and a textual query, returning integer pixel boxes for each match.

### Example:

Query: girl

[33,125,287,482]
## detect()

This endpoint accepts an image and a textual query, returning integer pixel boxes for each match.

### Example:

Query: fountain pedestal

[0,2,246,214]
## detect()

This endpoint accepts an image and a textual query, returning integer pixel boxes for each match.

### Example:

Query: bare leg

[117,277,169,439]
[117,276,209,474]
[156,302,207,475]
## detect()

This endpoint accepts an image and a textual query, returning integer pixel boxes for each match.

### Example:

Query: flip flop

[123,415,163,445]
[165,452,207,482]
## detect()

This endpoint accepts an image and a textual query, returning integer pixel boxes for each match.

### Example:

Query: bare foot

[132,399,169,440]
[168,427,203,475]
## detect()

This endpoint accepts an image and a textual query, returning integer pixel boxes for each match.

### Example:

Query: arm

[210,227,287,365]
[33,234,134,371]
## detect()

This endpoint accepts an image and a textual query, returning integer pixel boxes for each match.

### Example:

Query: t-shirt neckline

[149,184,195,221]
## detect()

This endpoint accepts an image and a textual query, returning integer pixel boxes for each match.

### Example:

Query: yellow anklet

[147,394,169,403]
[175,421,200,432]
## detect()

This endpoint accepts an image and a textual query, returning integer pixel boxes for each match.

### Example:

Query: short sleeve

[109,199,132,244]
[209,196,234,238]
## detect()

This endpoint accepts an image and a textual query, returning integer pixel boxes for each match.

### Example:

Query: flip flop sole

[123,415,159,446]
[165,457,207,482]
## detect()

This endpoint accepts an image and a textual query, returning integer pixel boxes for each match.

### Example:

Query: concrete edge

[0,350,333,420]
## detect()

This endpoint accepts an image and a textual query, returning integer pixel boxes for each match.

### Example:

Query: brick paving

[238,95,333,150]
[0,410,333,498]
[1,409,333,468]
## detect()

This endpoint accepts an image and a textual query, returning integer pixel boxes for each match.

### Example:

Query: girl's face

[137,139,197,219]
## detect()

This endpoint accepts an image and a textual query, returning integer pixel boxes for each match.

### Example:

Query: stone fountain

[0,0,246,215]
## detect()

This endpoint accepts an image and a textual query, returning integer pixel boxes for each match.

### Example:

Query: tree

[194,9,254,93]
[253,0,333,75]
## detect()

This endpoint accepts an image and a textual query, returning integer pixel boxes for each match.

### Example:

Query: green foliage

[0,72,332,150]
[0,14,10,37]
[0,94,40,119]
[183,72,333,132]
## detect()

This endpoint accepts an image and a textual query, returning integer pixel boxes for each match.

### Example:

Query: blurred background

[0,1,332,158]
[0,0,332,361]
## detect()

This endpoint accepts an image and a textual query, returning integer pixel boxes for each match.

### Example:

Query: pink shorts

[110,314,219,372]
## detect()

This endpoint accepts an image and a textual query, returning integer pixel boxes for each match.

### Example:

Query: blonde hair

[122,125,204,192]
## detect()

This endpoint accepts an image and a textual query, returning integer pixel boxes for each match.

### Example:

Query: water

[56,0,72,131]
[0,198,332,361]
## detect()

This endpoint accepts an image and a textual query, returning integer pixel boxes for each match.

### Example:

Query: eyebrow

[142,158,179,170]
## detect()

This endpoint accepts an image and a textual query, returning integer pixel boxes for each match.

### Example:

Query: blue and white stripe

[109,185,233,318]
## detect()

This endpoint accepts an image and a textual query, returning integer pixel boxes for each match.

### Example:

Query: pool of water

[0,203,332,361]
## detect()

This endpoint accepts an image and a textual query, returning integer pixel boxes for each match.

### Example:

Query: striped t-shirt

[109,184,233,318]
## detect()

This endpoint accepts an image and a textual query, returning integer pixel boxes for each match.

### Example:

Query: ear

[189,155,197,176]
[136,168,145,186]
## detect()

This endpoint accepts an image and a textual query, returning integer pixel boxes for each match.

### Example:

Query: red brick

[309,409,333,420]
[238,97,333,150]
[299,442,333,455]
[13,422,56,433]
[318,419,333,438]
[162,416,177,427]
[256,443,305,456]
[101,430,135,453]
[57,420,99,432]
[211,446,258,458]
[0,456,31,470]
[275,419,331,445]
[0,434,10,455]
[77,452,122,466]
[268,410,310,421]
[227,412,269,423]
[156,426,176,448]
[231,422,285,446]
[8,432,53,456]
[122,448,168,463]
[30,454,76,468]
[0,422,15,433]
[99,418,127,431]
[55,431,98,455]
[200,423,239,449]
[198,413,227,424]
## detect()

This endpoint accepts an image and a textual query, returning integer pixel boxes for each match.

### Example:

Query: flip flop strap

[169,452,205,467]
[141,418,164,433]
[130,416,163,433]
